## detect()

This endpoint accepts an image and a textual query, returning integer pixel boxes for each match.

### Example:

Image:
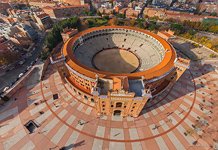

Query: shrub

[209,53,218,58]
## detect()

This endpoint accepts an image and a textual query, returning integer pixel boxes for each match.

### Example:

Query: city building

[42,5,90,19]
[119,8,128,15]
[61,28,78,43]
[126,8,139,18]
[0,2,11,15]
[60,0,84,6]
[11,24,38,40]
[0,36,18,54]
[199,2,218,15]
[28,1,56,8]
[61,26,189,117]
[33,13,53,30]
[177,0,187,3]
[157,30,175,40]
[0,23,11,39]
[119,7,139,19]
[143,7,218,22]
[8,23,38,48]
[152,0,174,6]
[186,0,200,4]
[98,7,114,15]
[0,36,20,70]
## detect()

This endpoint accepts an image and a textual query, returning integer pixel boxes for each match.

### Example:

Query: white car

[27,66,31,70]
[18,73,24,78]
[3,87,9,92]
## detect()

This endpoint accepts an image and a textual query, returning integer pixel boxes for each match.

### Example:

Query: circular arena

[62,26,176,79]
[62,26,178,117]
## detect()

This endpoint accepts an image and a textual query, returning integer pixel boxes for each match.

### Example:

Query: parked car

[3,87,9,92]
[18,73,24,78]
[27,66,31,70]
[19,60,25,65]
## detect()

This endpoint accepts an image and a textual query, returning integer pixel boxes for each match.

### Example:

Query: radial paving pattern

[0,62,218,150]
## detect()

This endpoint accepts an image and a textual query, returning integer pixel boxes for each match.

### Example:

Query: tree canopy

[41,17,81,60]
[45,17,81,51]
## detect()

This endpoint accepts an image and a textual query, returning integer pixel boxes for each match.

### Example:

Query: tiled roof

[37,13,49,19]
[42,4,89,10]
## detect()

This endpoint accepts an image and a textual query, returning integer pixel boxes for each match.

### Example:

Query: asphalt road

[0,32,45,93]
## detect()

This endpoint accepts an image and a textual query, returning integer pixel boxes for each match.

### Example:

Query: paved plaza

[0,62,218,150]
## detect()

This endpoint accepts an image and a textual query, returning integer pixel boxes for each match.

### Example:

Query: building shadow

[169,39,202,61]
[60,140,85,150]
[140,60,216,115]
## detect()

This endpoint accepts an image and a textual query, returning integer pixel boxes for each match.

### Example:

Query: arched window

[116,102,122,108]
[84,95,88,100]
[113,110,121,116]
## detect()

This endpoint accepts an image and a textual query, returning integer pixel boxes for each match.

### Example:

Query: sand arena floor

[93,49,140,73]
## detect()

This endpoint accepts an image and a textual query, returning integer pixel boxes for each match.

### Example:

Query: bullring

[61,26,188,117]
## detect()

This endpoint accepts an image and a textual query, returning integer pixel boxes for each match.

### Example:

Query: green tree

[103,15,110,20]
[136,18,145,29]
[208,25,218,33]
[211,12,217,16]
[170,23,184,34]
[45,17,80,52]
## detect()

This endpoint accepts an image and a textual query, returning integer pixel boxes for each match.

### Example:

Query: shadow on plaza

[173,41,199,61]
[41,66,54,81]
[0,64,67,136]
[60,140,85,150]
[1,40,217,125]
[140,51,216,115]
[0,67,42,121]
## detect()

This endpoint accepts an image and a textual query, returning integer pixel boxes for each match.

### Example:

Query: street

[0,33,46,93]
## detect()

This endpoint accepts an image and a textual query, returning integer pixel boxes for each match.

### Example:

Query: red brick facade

[143,8,218,22]
[42,4,90,19]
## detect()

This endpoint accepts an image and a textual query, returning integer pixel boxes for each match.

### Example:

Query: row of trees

[144,15,218,33]
[108,17,160,31]
[41,17,81,60]
[84,17,109,28]
[41,14,218,60]
[46,17,81,51]
[180,32,218,53]
[182,20,218,33]
[164,18,218,33]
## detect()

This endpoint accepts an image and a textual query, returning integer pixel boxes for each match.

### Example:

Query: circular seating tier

[73,28,165,73]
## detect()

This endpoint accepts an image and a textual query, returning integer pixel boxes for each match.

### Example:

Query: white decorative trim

[50,56,65,64]
[146,67,175,83]
[65,62,96,82]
